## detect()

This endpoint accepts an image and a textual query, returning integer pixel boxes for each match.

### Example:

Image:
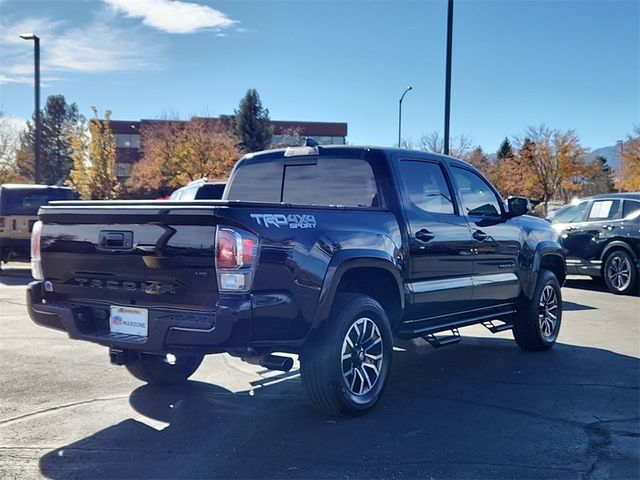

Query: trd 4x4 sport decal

[250,213,317,229]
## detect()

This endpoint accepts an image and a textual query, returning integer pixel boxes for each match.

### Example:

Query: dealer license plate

[110,306,148,337]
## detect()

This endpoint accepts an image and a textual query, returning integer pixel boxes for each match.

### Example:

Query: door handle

[415,229,435,242]
[472,230,488,241]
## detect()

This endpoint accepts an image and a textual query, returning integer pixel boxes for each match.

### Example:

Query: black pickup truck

[27,145,565,416]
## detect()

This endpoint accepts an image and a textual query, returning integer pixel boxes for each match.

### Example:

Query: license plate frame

[109,306,148,337]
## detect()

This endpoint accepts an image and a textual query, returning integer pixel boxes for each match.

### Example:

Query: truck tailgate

[38,202,221,311]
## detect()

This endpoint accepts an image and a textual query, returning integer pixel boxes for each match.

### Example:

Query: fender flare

[527,241,565,299]
[310,249,404,333]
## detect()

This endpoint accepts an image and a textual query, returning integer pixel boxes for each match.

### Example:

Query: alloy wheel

[538,285,559,338]
[607,255,631,292]
[341,317,384,396]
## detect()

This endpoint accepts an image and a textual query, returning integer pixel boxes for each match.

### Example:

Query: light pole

[443,0,454,155]
[398,86,413,148]
[617,139,624,192]
[19,33,41,184]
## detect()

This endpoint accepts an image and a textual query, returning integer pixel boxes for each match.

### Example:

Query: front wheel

[513,270,562,351]
[603,250,638,295]
[301,294,393,417]
[125,352,203,384]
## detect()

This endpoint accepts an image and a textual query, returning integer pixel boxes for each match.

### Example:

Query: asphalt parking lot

[0,263,638,480]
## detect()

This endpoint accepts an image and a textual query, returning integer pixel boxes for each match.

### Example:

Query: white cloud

[0,15,157,83]
[104,0,237,34]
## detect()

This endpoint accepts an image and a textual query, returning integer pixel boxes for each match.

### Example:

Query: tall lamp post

[443,0,454,155]
[19,33,40,184]
[617,139,624,192]
[398,85,413,148]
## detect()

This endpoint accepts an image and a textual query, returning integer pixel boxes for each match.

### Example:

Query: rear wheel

[513,269,562,351]
[603,250,638,295]
[125,353,203,384]
[301,294,392,417]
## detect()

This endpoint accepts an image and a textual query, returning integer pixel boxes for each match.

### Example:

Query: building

[110,116,348,180]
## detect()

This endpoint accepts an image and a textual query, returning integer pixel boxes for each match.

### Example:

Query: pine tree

[232,89,272,152]
[40,95,82,184]
[496,137,514,160]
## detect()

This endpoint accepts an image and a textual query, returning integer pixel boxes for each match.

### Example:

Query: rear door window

[282,158,378,207]
[397,160,455,214]
[587,200,621,221]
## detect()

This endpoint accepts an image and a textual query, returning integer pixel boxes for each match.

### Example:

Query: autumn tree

[67,108,119,199]
[127,118,242,198]
[514,126,587,215]
[232,89,272,152]
[15,121,35,181]
[0,115,22,183]
[618,127,640,192]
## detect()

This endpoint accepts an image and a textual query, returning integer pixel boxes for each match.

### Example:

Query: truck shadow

[39,338,639,479]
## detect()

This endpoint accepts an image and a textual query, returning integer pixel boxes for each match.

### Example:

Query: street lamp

[398,85,413,148]
[443,0,454,155]
[19,33,41,184]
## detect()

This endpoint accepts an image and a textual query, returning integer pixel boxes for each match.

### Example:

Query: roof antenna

[304,137,319,147]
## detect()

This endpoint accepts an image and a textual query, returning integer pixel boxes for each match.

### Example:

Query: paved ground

[0,262,638,479]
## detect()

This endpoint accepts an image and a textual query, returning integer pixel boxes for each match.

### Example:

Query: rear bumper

[26,281,252,354]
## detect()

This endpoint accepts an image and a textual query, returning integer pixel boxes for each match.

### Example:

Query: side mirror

[507,196,530,218]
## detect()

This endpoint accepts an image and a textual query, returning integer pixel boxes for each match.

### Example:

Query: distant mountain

[586,145,621,173]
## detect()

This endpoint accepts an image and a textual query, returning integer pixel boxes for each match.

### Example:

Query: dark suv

[550,192,640,295]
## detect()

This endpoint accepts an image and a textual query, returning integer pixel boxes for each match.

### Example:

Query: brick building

[110,116,348,179]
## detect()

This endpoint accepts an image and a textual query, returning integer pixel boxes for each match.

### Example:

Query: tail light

[0,216,5,230]
[30,220,43,280]
[215,226,258,292]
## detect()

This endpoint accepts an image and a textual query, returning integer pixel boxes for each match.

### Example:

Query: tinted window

[587,200,621,221]
[551,202,588,224]
[451,167,502,217]
[180,186,199,201]
[226,160,283,203]
[195,183,226,200]
[1,188,74,215]
[623,200,640,219]
[282,158,378,207]
[398,160,454,214]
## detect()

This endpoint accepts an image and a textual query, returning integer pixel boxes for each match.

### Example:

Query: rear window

[282,158,378,207]
[226,156,379,207]
[1,188,74,215]
[195,183,226,200]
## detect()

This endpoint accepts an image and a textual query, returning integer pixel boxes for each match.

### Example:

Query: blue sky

[0,0,638,152]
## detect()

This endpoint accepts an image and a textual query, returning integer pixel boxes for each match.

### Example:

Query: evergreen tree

[583,156,615,196]
[232,89,272,152]
[496,137,513,160]
[14,95,82,185]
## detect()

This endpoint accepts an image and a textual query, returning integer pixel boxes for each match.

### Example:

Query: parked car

[169,179,226,200]
[549,192,640,295]
[27,145,565,416]
[0,184,74,271]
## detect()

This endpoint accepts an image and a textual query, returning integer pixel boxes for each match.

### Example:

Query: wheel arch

[309,250,404,336]
[528,241,566,299]
[601,240,638,264]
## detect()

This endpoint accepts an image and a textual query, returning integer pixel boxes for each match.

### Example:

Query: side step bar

[423,328,461,348]
[482,320,513,333]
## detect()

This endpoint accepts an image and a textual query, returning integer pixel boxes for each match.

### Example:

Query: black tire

[301,294,393,417]
[125,353,203,384]
[603,249,638,295]
[513,270,562,351]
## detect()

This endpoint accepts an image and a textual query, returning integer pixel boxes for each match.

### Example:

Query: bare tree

[415,131,474,160]
[0,116,23,183]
